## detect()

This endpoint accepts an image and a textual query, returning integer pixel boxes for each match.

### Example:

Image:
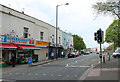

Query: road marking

[22,73,25,75]
[67,75,69,77]
[16,73,18,75]
[43,74,46,76]
[66,64,69,67]
[75,75,78,77]
[28,73,31,75]
[58,74,62,76]
[9,73,12,75]
[35,73,38,75]
[66,65,91,68]
[51,74,54,76]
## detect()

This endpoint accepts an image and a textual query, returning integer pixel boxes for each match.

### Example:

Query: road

[2,53,99,81]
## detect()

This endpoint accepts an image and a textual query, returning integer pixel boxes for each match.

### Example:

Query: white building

[0,4,73,64]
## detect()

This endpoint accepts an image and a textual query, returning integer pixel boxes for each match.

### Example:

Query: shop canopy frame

[0,43,17,50]
[17,45,40,50]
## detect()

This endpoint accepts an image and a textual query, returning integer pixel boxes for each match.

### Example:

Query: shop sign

[36,41,49,46]
[29,39,34,44]
[0,35,29,44]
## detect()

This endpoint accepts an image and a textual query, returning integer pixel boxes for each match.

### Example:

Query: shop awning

[18,45,40,50]
[0,43,17,50]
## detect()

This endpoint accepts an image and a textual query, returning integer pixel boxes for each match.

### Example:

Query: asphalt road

[2,53,99,81]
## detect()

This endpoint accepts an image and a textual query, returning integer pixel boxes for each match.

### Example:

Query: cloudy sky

[0,0,114,48]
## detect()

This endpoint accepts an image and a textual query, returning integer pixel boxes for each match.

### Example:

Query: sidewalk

[1,57,67,74]
[84,57,120,81]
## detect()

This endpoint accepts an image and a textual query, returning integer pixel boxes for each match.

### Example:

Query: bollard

[103,55,105,63]
[108,53,110,61]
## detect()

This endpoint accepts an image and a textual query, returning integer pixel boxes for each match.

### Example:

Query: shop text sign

[0,35,35,45]
[36,41,49,46]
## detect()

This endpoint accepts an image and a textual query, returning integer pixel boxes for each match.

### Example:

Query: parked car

[75,52,79,57]
[84,51,89,55]
[112,48,120,58]
[68,52,75,58]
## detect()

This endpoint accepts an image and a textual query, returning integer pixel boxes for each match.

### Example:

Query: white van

[112,47,120,58]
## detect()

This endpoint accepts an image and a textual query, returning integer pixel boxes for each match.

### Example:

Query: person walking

[51,52,54,59]
[12,53,16,67]
[61,51,64,58]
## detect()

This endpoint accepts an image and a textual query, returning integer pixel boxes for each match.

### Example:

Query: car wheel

[114,56,116,58]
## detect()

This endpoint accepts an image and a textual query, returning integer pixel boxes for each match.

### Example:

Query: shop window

[40,32,44,40]
[23,27,29,38]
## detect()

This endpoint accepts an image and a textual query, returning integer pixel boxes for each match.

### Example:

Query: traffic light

[97,28,104,43]
[94,28,104,44]
[94,32,97,41]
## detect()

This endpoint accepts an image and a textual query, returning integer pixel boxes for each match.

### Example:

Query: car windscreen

[115,49,120,53]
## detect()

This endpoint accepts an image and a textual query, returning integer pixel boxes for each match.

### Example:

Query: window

[23,27,29,38]
[40,32,44,40]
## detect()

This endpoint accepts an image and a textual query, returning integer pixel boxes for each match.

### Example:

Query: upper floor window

[40,32,44,40]
[23,27,29,38]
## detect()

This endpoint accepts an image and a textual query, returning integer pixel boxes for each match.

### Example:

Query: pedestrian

[61,51,64,58]
[51,52,54,59]
[11,53,16,67]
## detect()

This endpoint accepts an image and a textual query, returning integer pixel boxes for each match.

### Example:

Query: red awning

[17,45,40,50]
[0,43,17,50]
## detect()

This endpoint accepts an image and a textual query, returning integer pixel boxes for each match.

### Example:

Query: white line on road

[43,74,46,76]
[67,75,70,77]
[58,74,62,77]
[51,74,54,76]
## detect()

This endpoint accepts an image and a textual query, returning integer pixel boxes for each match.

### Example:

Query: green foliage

[72,35,86,50]
[105,20,120,47]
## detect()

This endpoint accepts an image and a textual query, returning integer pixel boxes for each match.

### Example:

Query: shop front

[0,35,40,67]
[35,41,49,61]
[0,43,17,67]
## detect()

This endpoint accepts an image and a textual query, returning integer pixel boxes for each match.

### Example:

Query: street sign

[28,58,32,66]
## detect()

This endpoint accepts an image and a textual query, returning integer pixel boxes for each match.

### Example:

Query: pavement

[1,57,67,74]
[84,57,120,82]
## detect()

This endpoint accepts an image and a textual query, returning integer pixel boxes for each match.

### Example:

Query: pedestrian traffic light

[97,28,104,43]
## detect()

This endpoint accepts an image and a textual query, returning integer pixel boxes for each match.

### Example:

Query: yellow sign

[36,41,49,46]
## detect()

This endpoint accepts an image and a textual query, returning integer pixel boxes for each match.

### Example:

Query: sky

[0,0,114,48]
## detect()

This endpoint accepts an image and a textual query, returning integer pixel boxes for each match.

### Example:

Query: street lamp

[56,3,69,59]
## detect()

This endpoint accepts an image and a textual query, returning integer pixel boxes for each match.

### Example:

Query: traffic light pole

[100,43,102,68]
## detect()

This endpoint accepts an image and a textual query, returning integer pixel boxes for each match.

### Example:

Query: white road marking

[43,74,46,76]
[9,73,12,75]
[51,74,53,76]
[58,74,62,76]
[67,75,69,77]
[75,75,78,77]
[22,73,25,75]
[16,73,18,75]
[35,73,38,75]
[28,73,31,75]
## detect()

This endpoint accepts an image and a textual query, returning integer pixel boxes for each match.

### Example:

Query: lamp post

[56,3,69,59]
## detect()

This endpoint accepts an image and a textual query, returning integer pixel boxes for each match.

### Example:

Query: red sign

[29,39,34,44]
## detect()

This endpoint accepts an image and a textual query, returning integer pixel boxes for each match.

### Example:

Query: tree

[105,20,119,48]
[93,1,120,19]
[72,35,86,51]
[93,1,120,47]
